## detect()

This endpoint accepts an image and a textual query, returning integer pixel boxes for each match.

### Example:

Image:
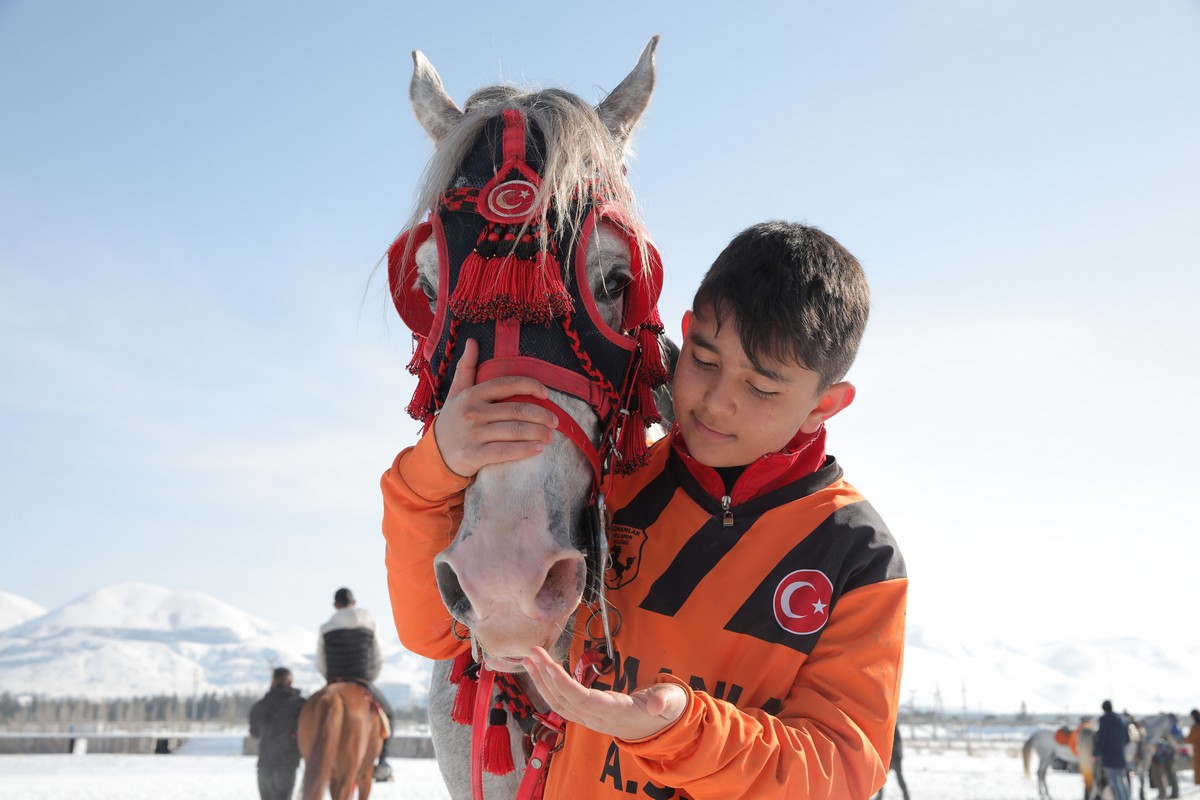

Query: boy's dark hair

[1102,699,1113,713]
[334,587,354,607]
[271,667,292,688]
[692,221,870,389]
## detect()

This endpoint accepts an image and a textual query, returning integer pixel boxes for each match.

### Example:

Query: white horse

[1023,726,1085,800]
[391,38,666,799]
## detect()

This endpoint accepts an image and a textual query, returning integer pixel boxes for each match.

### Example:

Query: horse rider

[316,587,395,782]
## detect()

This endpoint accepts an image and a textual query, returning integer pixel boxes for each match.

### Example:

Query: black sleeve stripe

[724,500,905,653]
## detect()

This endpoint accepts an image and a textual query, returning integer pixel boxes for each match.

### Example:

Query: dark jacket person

[249,667,305,800]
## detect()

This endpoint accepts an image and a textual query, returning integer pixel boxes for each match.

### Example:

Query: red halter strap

[470,665,498,800]
[503,394,603,496]
[515,648,606,799]
[470,649,607,800]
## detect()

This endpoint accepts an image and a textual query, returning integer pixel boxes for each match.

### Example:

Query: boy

[383,221,906,798]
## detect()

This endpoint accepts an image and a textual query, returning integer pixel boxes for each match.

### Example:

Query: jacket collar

[668,423,828,504]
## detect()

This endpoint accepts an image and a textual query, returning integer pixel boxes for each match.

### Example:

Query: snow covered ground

[1,746,1196,800]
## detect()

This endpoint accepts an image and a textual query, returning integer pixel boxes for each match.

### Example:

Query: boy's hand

[522,647,688,742]
[433,339,559,478]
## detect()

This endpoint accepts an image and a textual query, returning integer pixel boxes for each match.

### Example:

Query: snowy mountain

[1,583,1194,715]
[0,583,432,705]
[902,624,1198,717]
[0,590,46,633]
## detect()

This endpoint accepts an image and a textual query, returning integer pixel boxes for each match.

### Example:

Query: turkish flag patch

[773,569,833,635]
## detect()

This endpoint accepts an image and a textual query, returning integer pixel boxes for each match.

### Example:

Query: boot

[374,738,394,782]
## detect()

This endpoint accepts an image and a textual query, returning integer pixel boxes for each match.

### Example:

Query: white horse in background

[1024,725,1086,800]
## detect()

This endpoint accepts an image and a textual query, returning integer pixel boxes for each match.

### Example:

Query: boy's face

[673,307,853,468]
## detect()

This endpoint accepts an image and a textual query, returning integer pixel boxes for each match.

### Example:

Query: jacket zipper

[721,495,734,527]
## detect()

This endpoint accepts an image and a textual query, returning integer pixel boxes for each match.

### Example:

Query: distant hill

[0,590,46,633]
[901,625,1197,717]
[1,583,1194,715]
[0,583,431,706]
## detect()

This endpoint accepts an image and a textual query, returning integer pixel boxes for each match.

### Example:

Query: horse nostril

[536,556,585,614]
[435,561,472,622]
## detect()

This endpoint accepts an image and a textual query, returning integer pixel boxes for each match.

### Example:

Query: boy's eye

[689,353,717,370]
[748,384,779,399]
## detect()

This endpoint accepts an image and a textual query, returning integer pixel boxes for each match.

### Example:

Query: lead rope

[468,648,606,800]
[470,665,498,800]
[514,649,606,800]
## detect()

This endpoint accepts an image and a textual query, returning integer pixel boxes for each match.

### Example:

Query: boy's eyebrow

[691,331,793,384]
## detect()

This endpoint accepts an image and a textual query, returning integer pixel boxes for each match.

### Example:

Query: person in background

[248,667,305,800]
[316,586,395,782]
[1095,699,1131,800]
[1186,710,1200,788]
[1148,735,1179,799]
[872,725,911,800]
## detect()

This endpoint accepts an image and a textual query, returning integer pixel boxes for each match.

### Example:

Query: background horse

[391,38,666,799]
[1077,724,1099,800]
[297,682,386,800]
[1024,726,1084,800]
[1130,714,1182,800]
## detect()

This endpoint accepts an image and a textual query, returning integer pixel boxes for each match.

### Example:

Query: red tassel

[449,250,492,322]
[405,334,425,376]
[614,409,649,474]
[637,313,668,387]
[448,650,471,685]
[405,362,435,422]
[634,374,661,426]
[482,708,515,775]
[450,673,477,725]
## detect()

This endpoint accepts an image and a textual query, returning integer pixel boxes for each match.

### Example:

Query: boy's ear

[681,309,692,336]
[799,381,856,433]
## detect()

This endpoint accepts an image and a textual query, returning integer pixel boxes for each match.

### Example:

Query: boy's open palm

[433,339,559,477]
[523,647,688,742]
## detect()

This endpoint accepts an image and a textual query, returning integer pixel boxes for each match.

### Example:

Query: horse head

[388,38,667,673]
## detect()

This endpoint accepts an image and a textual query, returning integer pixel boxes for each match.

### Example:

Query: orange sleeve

[380,428,472,661]
[620,577,907,800]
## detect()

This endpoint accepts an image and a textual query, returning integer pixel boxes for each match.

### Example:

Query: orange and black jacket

[382,427,907,799]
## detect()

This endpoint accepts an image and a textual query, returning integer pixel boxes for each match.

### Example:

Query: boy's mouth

[691,414,732,441]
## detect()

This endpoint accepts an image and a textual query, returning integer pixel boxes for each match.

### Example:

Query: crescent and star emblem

[773,569,833,635]
[485,179,537,220]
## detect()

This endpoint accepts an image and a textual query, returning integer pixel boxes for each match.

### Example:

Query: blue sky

[3,1,1198,690]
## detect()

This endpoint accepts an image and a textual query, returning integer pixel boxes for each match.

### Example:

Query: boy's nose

[703,377,737,415]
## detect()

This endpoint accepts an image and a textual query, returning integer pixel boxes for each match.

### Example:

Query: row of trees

[0,692,258,728]
[0,692,429,730]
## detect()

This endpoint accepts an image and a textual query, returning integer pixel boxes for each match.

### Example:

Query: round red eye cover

[387,220,435,336]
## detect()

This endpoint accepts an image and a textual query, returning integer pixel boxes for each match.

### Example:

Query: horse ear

[411,50,464,144]
[596,36,658,147]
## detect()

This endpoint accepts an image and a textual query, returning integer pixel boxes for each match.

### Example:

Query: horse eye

[601,270,632,297]
[418,278,437,301]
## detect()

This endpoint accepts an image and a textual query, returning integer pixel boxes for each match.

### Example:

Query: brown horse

[297,682,386,800]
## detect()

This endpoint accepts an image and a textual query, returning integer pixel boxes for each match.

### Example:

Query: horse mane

[403,84,651,280]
